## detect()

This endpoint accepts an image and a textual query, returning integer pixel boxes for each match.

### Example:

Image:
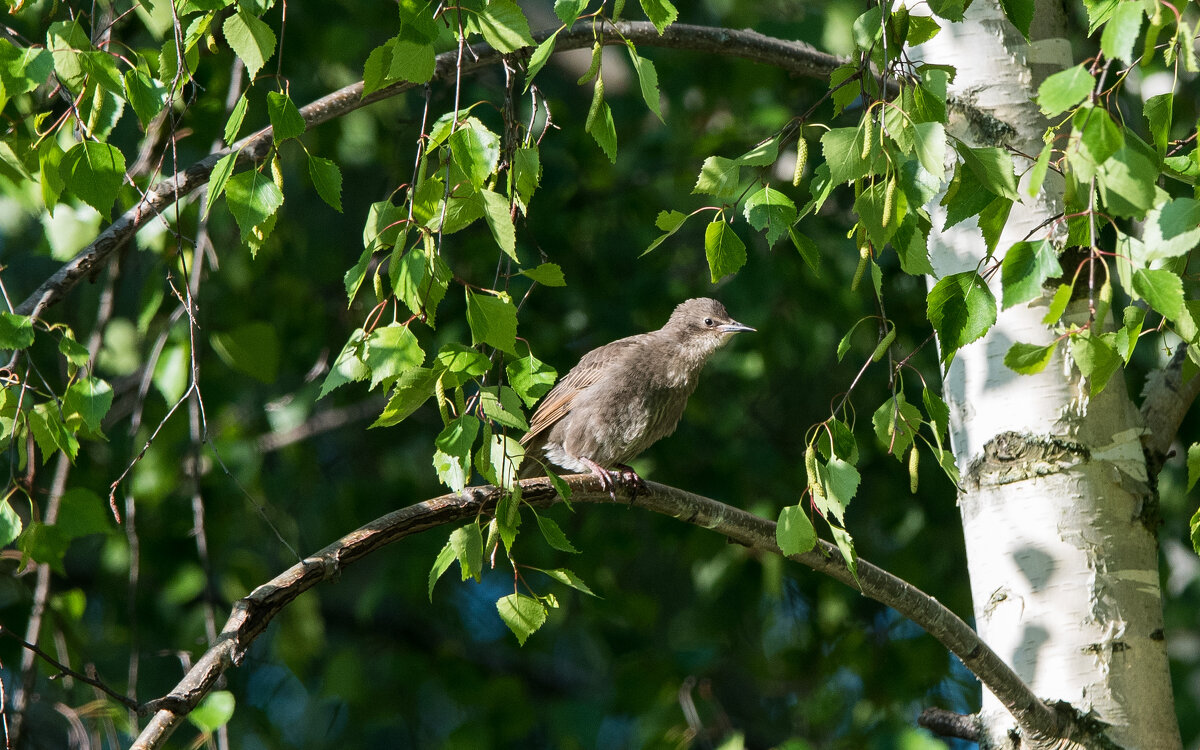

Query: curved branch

[1140,345,1200,477]
[129,476,1059,750]
[16,21,840,319]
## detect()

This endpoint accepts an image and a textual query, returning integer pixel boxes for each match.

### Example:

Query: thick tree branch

[129,477,1060,750]
[1140,345,1200,477]
[16,21,839,319]
[918,707,982,742]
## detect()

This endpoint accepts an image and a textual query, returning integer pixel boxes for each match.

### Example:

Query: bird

[519,297,754,497]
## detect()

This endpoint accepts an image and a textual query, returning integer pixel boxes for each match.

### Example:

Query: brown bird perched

[519,297,754,497]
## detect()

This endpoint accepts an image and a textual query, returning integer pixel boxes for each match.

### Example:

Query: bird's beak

[719,321,755,334]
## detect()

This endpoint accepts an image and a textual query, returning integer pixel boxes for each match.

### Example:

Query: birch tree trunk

[912,0,1181,746]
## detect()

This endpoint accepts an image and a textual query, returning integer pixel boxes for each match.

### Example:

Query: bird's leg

[613,464,646,504]
[578,457,617,501]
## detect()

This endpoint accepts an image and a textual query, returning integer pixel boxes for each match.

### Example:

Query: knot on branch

[964,432,1089,489]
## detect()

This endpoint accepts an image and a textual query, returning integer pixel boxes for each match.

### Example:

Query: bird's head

[663,298,755,357]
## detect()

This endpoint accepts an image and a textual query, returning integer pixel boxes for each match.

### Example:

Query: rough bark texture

[913,0,1180,747]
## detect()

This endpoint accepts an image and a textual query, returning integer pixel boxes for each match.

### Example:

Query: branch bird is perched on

[519,298,754,496]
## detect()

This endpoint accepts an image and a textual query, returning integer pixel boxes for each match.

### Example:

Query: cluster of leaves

[313,0,679,644]
[642,0,1200,563]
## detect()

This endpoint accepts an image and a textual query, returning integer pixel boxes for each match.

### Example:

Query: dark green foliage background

[1,1,1197,748]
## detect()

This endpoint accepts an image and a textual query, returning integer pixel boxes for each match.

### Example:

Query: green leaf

[0,312,35,350]
[1100,1,1144,64]
[1027,141,1053,197]
[1190,505,1200,557]
[1188,443,1200,490]
[625,47,663,121]
[434,415,480,492]
[1070,330,1121,394]
[1005,341,1058,374]
[449,120,501,190]
[956,145,1020,201]
[62,377,112,433]
[893,210,934,275]
[225,168,284,240]
[1097,146,1158,218]
[478,433,523,488]
[776,505,817,555]
[927,272,998,358]
[450,522,483,582]
[871,395,923,459]
[585,79,617,162]
[639,0,678,34]
[307,154,343,212]
[822,127,885,184]
[1132,268,1183,320]
[737,134,782,167]
[479,386,529,430]
[60,141,126,219]
[1069,106,1123,179]
[693,156,741,199]
[1139,198,1200,264]
[472,0,535,52]
[1143,93,1173,155]
[435,344,491,388]
[204,151,239,220]
[480,189,517,260]
[512,146,541,211]
[189,691,236,733]
[0,500,22,547]
[1044,282,1073,324]
[830,525,859,584]
[743,186,797,247]
[780,230,817,277]
[922,388,951,444]
[266,91,305,141]
[222,10,276,81]
[645,210,691,255]
[1000,240,1058,309]
[538,567,597,596]
[224,93,249,145]
[392,242,451,326]
[428,538,456,600]
[58,333,90,369]
[812,456,861,526]
[998,0,1034,37]
[364,323,426,389]
[912,121,946,180]
[211,322,280,383]
[836,318,871,362]
[123,69,168,127]
[1037,64,1095,116]
[507,352,556,408]
[319,330,369,397]
[535,513,579,553]
[28,403,78,464]
[555,0,588,26]
[465,290,519,355]
[524,29,559,91]
[520,262,566,287]
[704,219,747,282]
[496,593,547,645]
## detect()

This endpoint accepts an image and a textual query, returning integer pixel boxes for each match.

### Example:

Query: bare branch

[918,707,982,742]
[1140,345,1200,476]
[129,476,1060,750]
[15,22,839,320]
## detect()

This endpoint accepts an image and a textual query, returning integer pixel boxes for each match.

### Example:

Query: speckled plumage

[519,298,753,488]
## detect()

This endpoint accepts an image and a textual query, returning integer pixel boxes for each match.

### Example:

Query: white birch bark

[908,0,1181,746]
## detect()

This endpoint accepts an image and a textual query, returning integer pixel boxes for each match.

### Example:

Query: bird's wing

[520,335,642,445]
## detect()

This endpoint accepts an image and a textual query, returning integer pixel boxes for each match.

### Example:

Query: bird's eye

[704,318,714,327]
